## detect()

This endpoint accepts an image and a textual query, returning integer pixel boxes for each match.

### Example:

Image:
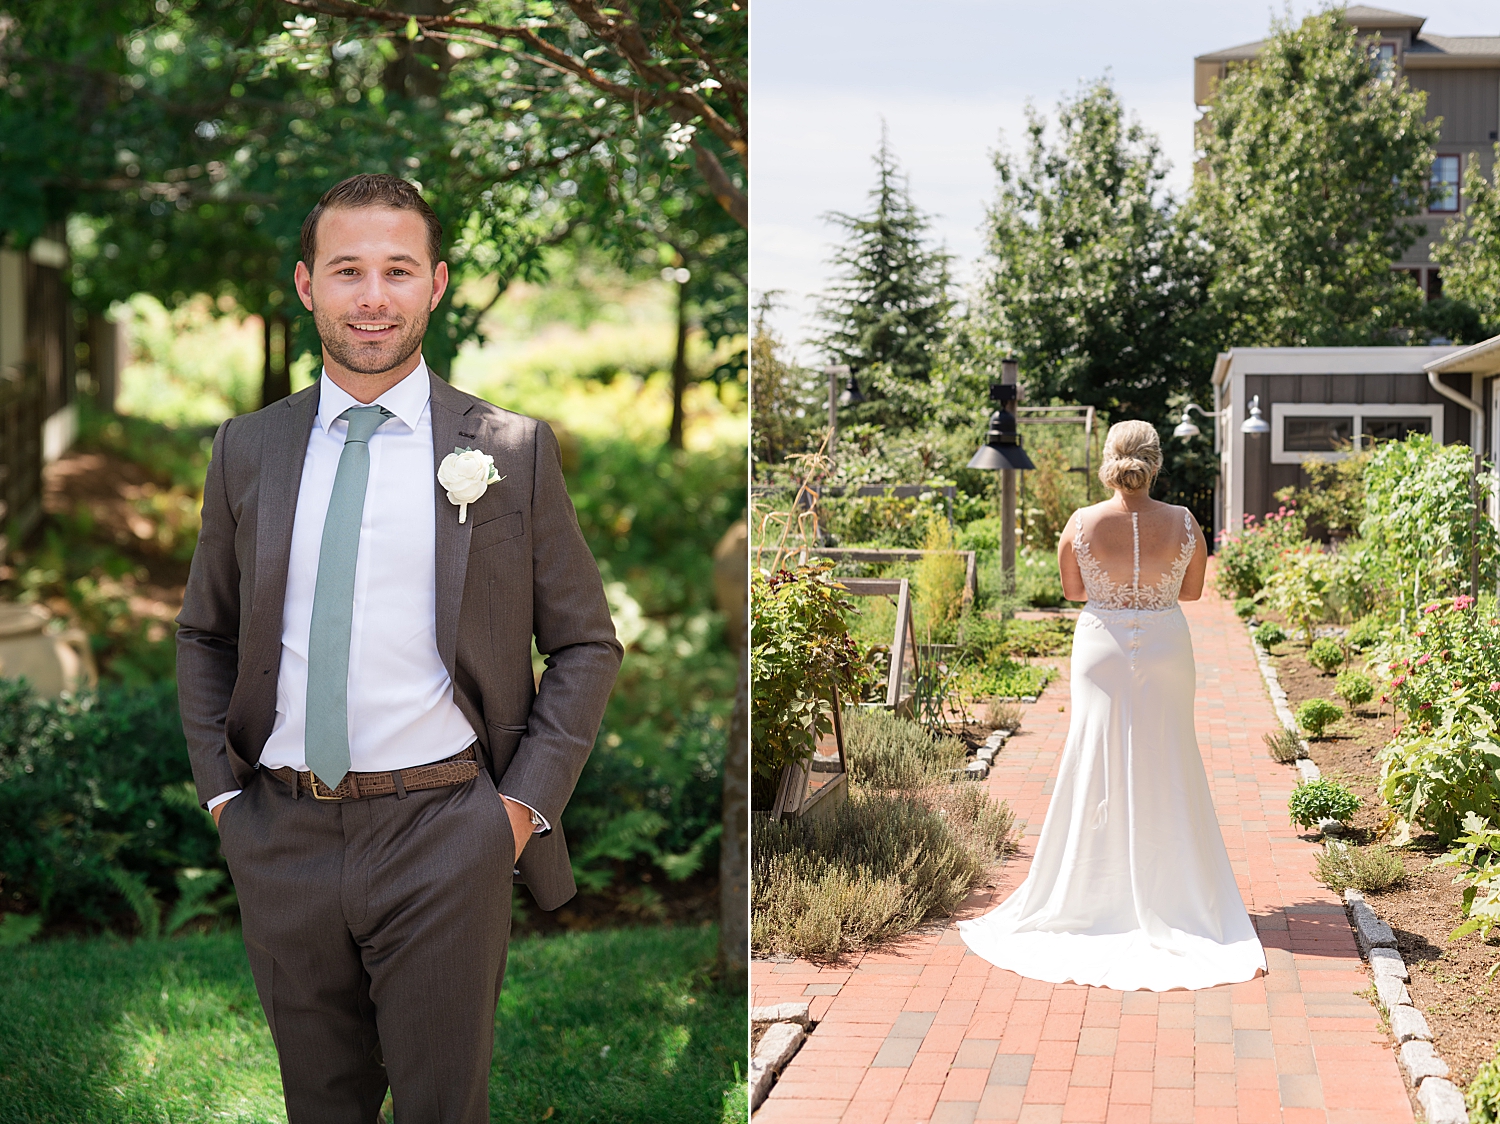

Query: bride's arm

[1057,518,1087,602]
[1177,521,1210,601]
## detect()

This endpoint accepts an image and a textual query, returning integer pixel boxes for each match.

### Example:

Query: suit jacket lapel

[430,372,477,677]
[243,384,319,712]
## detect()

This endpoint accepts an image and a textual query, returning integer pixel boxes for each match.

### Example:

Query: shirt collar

[316,359,431,434]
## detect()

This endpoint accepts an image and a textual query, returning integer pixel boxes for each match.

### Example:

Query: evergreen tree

[814,128,952,388]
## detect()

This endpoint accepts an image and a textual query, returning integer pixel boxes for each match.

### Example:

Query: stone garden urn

[0,603,97,697]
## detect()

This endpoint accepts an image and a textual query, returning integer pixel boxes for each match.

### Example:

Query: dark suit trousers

[218,768,514,1124]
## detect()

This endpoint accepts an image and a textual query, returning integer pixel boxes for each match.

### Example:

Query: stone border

[1248,625,1470,1123]
[749,1001,812,1111]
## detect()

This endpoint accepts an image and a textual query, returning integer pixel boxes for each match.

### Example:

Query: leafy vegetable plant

[1288,777,1360,829]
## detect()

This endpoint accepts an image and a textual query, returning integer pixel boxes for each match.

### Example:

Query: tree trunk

[719,646,748,991]
[668,279,690,449]
[261,313,291,407]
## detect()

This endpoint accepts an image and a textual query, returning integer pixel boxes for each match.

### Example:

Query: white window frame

[1431,154,1461,214]
[1270,401,1445,464]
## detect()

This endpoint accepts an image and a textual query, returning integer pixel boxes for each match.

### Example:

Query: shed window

[1361,416,1432,444]
[1284,416,1353,452]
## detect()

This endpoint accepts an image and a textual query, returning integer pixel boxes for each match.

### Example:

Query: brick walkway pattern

[752,590,1412,1124]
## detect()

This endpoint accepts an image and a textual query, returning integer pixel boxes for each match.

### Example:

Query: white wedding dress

[958,505,1266,991]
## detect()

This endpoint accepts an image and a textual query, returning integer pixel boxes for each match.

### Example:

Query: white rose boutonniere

[438,447,505,524]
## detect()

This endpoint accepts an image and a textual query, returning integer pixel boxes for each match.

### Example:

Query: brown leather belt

[269,745,481,801]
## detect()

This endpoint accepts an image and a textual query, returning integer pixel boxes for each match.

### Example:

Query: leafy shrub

[1263,727,1303,764]
[750,562,868,784]
[1296,699,1343,739]
[1346,615,1386,651]
[1308,637,1345,674]
[1335,670,1375,710]
[1214,505,1307,600]
[0,678,228,934]
[1380,715,1500,845]
[1388,595,1500,728]
[1435,813,1500,942]
[1274,449,1369,542]
[567,711,727,892]
[1252,621,1286,649]
[958,517,1001,553]
[1315,841,1407,893]
[1234,598,1258,620]
[956,658,1050,701]
[1288,778,1360,828]
[1468,1042,1500,1124]
[819,492,949,549]
[843,709,967,790]
[751,786,1012,960]
[1265,550,1334,645]
[1362,433,1498,621]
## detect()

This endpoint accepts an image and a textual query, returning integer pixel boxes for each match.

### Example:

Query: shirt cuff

[206,790,241,812]
[499,792,551,834]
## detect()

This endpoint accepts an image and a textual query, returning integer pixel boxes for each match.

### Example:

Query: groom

[176,173,622,1122]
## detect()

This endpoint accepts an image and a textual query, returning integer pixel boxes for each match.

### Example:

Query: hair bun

[1099,421,1162,493]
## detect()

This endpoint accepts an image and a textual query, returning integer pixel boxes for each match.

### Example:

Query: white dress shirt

[207,362,545,833]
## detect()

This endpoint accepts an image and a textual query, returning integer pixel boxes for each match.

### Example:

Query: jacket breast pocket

[470,510,524,554]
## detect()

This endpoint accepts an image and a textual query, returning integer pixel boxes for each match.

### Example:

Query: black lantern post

[967,356,1034,595]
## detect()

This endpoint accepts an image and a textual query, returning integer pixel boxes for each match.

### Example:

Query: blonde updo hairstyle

[1098,420,1162,493]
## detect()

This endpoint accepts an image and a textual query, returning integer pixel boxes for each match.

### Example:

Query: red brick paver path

[752,590,1411,1124]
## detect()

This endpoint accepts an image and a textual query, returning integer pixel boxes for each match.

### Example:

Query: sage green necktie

[305,404,393,790]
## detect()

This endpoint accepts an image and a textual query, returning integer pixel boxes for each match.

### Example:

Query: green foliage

[1252,621,1287,649]
[1347,615,1387,652]
[1265,550,1334,646]
[1379,713,1500,845]
[915,515,967,640]
[0,927,745,1123]
[750,563,869,780]
[843,709,967,790]
[1288,777,1359,828]
[0,679,228,933]
[1295,698,1343,740]
[751,786,1012,960]
[1215,505,1307,599]
[1387,596,1500,728]
[814,130,952,390]
[1263,727,1303,764]
[1234,598,1258,620]
[1193,9,1437,345]
[975,78,1212,430]
[750,310,823,472]
[1316,841,1407,894]
[954,659,1051,701]
[1335,670,1375,710]
[1308,638,1346,675]
[1275,449,1370,540]
[1469,1038,1500,1124]
[1435,813,1500,942]
[1434,143,1500,337]
[820,491,951,549]
[1361,434,1497,620]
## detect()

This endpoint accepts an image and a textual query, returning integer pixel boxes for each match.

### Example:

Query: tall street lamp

[968,356,1034,596]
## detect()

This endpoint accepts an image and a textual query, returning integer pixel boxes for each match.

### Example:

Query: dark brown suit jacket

[176,372,623,910]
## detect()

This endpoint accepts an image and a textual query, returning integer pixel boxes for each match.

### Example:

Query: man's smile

[348,321,398,337]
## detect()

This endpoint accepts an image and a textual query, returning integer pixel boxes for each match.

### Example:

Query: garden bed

[1263,633,1500,1088]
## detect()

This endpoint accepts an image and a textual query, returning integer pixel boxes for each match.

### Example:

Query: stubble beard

[312,299,430,377]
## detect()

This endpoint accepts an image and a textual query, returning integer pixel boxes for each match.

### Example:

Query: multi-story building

[1195,5,1500,300]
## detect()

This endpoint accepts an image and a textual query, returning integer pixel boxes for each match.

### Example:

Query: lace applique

[1073,508,1196,611]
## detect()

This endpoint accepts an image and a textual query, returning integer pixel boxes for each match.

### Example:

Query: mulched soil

[1262,628,1500,1087]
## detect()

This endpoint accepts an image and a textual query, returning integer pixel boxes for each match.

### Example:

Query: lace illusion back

[1073,506,1196,611]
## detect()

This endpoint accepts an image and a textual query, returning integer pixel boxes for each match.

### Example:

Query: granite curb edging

[748,1001,813,1111]
[1248,625,1471,1124]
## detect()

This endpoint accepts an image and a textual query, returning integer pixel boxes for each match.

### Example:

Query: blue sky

[752,1,1499,361]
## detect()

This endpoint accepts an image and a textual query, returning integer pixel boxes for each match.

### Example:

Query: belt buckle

[309,774,343,801]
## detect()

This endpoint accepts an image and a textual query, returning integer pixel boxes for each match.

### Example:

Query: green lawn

[0,925,747,1123]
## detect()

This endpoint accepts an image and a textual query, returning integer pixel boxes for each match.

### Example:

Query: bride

[958,421,1267,991]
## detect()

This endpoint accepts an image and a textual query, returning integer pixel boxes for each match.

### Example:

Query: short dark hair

[300,173,443,270]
